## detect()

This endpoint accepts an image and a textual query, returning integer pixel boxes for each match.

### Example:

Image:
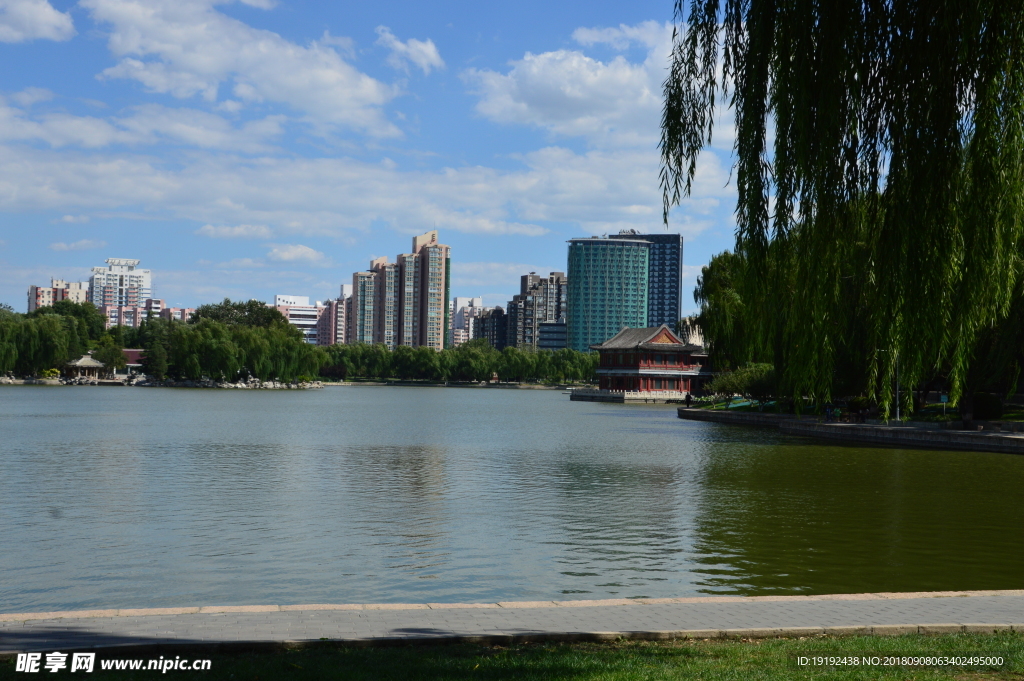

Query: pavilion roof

[66,355,105,368]
[590,325,705,352]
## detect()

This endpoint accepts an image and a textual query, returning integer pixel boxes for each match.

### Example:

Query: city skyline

[0,0,739,315]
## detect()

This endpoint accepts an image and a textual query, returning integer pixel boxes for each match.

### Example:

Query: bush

[973,392,1003,420]
[41,368,60,378]
[847,396,873,412]
[708,363,775,403]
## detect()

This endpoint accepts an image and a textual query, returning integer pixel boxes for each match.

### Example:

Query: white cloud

[0,22,737,244]
[463,22,672,148]
[571,21,666,50]
[114,105,286,151]
[374,26,444,75]
[0,139,727,240]
[0,99,285,151]
[0,0,74,43]
[266,243,326,263]
[83,0,400,136]
[197,223,272,238]
[215,257,264,268]
[11,87,54,107]
[56,214,90,223]
[49,239,107,251]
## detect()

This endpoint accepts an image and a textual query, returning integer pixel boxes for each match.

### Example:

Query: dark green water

[1,385,1021,612]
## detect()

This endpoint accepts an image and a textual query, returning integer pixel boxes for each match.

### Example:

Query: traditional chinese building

[65,354,104,379]
[571,325,711,402]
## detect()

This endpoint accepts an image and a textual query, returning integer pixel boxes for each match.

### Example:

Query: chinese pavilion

[590,325,709,394]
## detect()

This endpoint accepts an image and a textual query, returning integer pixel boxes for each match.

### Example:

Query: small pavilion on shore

[65,354,105,379]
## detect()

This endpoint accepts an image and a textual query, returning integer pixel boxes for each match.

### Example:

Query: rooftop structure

[89,258,151,309]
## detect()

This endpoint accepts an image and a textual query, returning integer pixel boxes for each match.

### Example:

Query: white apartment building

[273,295,325,344]
[89,259,152,308]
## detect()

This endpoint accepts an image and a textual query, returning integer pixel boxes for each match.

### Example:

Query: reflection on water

[691,439,1024,594]
[1,386,1023,612]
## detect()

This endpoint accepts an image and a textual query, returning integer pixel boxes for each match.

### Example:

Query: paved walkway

[2,591,1024,655]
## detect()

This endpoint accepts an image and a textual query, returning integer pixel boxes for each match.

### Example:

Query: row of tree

[0,300,109,376]
[0,299,326,382]
[321,339,597,383]
[1,298,597,384]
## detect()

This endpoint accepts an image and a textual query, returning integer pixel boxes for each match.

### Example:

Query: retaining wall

[677,408,1024,454]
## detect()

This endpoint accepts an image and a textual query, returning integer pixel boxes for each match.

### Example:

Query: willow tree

[662,0,1024,416]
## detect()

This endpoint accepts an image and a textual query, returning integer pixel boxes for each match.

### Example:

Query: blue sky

[0,0,738,313]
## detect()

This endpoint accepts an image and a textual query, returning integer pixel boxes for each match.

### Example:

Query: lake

[2,385,1023,612]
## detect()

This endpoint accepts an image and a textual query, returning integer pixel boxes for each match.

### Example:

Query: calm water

[2,385,1023,612]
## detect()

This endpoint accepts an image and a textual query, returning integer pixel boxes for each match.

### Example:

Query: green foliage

[320,339,597,384]
[41,368,60,378]
[142,341,168,381]
[0,305,325,383]
[191,298,291,331]
[847,396,873,413]
[92,336,127,376]
[662,0,1024,418]
[708,363,775,404]
[27,300,107,340]
[692,252,750,370]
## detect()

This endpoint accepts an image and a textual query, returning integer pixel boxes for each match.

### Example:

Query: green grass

[2,633,1021,680]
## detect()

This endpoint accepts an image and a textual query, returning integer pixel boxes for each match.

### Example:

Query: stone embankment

[0,374,323,389]
[678,408,1024,455]
[136,377,323,389]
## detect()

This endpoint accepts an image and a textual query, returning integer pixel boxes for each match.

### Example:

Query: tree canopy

[663,0,1024,416]
[321,339,597,384]
[191,298,291,329]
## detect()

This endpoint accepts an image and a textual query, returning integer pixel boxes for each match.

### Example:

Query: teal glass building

[566,236,650,352]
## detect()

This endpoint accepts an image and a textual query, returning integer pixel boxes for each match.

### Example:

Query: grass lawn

[2,633,1020,680]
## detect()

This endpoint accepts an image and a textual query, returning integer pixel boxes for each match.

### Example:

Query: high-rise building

[350,272,376,344]
[612,231,683,328]
[341,231,450,349]
[371,257,400,349]
[393,253,418,347]
[414,231,451,350]
[566,235,651,352]
[89,259,152,308]
[506,272,568,349]
[27,279,89,312]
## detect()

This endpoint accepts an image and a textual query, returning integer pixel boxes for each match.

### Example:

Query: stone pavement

[2,591,1023,656]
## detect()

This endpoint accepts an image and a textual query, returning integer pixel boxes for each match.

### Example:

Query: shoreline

[0,378,587,391]
[678,407,1024,454]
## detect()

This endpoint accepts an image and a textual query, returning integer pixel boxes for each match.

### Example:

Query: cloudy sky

[0,0,737,312]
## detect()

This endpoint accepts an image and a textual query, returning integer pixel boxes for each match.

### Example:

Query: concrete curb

[4,590,1024,623]
[677,408,1024,454]
[1,624,1022,660]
